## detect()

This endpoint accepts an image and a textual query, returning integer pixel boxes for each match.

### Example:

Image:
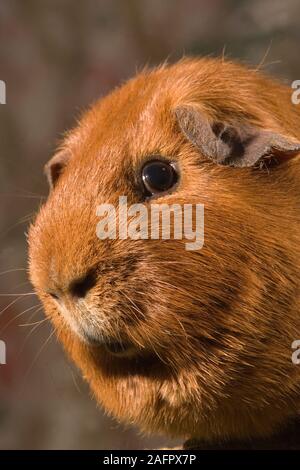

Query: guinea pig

[28,57,300,448]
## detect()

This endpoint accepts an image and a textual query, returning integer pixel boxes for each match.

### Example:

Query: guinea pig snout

[47,269,107,339]
[51,289,135,357]
[49,269,97,301]
[49,285,109,344]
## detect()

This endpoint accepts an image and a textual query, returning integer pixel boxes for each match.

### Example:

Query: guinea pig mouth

[103,340,135,356]
[85,333,136,357]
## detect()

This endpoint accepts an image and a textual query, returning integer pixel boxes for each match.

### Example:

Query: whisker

[156,279,202,302]
[119,290,145,326]
[0,303,41,333]
[0,295,28,316]
[10,280,31,291]
[27,305,43,323]
[9,194,45,199]
[1,215,35,238]
[120,290,169,365]
[255,40,273,71]
[0,292,36,297]
[19,318,48,328]
[65,363,82,394]
[19,212,35,222]
[2,188,45,198]
[23,327,56,380]
[0,268,27,277]
[19,307,45,352]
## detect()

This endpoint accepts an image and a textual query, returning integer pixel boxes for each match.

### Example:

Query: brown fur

[28,57,300,446]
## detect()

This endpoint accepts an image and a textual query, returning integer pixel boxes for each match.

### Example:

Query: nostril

[48,291,60,300]
[69,269,97,299]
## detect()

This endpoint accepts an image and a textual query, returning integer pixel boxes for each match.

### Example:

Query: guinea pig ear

[44,149,71,190]
[175,106,300,168]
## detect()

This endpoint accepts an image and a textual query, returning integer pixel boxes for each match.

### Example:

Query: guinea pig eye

[141,160,178,196]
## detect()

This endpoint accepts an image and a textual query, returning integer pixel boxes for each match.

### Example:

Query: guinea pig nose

[69,269,97,299]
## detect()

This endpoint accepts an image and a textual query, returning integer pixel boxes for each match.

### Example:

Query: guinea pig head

[28,58,300,443]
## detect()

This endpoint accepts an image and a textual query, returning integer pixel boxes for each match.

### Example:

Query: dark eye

[141,160,178,196]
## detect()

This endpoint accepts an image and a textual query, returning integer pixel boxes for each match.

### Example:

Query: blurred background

[0,0,300,450]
